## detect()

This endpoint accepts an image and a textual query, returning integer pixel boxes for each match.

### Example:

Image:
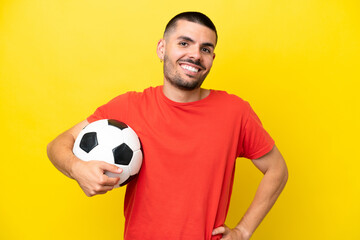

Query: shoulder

[108,86,159,103]
[210,89,251,111]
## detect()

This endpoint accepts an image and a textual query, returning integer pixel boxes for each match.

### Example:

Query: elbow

[47,140,52,152]
[47,137,59,162]
[281,163,289,187]
[47,137,55,153]
[47,140,54,161]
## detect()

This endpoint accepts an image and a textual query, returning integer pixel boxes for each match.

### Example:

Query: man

[47,12,288,240]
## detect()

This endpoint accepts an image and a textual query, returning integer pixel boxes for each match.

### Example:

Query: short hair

[164,12,218,44]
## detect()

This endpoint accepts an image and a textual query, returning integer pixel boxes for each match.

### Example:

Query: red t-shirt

[87,86,274,240]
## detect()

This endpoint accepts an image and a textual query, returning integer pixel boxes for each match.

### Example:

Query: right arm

[47,120,122,197]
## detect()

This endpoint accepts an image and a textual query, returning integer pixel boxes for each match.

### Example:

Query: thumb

[212,226,227,236]
[99,162,122,174]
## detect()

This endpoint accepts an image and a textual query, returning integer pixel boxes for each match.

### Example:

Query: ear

[156,39,165,61]
[212,52,216,60]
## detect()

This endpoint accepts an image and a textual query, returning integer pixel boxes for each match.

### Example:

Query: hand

[71,159,122,197]
[212,224,251,240]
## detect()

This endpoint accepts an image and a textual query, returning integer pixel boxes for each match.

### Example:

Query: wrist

[235,225,252,239]
[69,155,82,180]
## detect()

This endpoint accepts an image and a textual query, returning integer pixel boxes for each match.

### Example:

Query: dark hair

[164,12,218,43]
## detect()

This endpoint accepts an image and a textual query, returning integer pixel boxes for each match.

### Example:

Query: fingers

[98,162,122,186]
[73,160,123,197]
[85,187,113,197]
[99,161,123,174]
[91,165,120,188]
[84,176,117,197]
[212,226,228,236]
[212,225,233,240]
[213,225,248,240]
[102,175,120,186]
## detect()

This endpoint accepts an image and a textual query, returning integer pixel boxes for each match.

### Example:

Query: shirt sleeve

[87,93,130,123]
[239,102,275,160]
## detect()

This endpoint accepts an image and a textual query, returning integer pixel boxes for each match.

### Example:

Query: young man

[47,12,288,240]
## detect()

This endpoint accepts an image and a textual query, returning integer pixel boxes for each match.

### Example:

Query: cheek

[167,47,187,61]
[204,58,214,69]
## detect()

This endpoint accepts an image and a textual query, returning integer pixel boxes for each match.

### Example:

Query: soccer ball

[73,119,143,188]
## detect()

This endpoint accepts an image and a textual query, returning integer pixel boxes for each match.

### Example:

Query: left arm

[212,145,288,240]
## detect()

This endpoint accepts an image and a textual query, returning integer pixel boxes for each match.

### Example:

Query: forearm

[46,120,126,196]
[236,165,288,237]
[47,132,80,179]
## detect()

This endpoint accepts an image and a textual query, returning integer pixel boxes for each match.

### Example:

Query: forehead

[165,20,217,46]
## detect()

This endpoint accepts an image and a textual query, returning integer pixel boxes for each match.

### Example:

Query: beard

[163,55,208,91]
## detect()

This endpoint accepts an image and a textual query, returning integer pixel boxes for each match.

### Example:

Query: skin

[47,119,121,197]
[47,19,288,239]
[212,145,288,239]
[157,20,216,103]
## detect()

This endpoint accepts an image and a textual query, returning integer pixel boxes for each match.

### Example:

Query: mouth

[179,63,202,75]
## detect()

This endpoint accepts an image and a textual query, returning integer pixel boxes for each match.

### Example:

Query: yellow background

[1,0,359,239]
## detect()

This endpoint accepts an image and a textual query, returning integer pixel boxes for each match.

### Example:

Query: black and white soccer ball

[73,119,143,188]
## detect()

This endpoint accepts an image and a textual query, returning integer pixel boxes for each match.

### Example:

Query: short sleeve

[239,103,275,160]
[87,93,130,123]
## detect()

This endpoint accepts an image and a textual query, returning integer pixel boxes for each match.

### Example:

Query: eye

[179,42,188,47]
[202,48,211,53]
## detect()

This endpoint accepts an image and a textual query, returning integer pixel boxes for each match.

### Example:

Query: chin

[164,65,207,90]
[167,76,203,91]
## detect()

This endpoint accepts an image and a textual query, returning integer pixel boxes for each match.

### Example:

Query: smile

[180,64,200,73]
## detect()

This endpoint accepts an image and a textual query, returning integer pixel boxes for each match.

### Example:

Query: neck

[162,81,210,103]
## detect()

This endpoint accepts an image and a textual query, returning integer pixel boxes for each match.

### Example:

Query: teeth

[181,64,199,73]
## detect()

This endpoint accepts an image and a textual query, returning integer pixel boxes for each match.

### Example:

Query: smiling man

[47,12,288,240]
[161,19,215,93]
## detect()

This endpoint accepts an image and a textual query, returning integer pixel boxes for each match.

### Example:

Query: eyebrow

[177,35,215,49]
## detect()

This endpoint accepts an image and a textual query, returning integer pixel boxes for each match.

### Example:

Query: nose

[188,45,202,61]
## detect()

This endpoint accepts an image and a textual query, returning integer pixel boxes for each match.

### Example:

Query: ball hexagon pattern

[73,119,143,187]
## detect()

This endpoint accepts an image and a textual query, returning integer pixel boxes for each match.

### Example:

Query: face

[157,20,216,91]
